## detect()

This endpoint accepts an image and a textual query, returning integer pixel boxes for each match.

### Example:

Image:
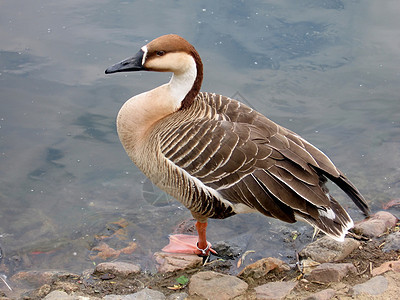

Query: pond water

[0,0,399,278]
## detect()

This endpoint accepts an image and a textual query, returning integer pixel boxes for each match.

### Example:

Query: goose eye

[156,51,165,56]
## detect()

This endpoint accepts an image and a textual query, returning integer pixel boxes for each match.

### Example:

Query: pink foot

[162,234,216,255]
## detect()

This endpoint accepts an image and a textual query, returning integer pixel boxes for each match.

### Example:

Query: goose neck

[167,58,197,109]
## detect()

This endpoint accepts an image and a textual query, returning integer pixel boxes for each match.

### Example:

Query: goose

[105,34,369,256]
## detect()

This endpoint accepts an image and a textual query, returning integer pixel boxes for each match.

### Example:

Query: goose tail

[296,195,354,242]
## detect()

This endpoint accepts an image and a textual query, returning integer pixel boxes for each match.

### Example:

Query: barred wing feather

[158,92,369,240]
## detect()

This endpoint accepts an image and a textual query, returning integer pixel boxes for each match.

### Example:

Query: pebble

[351,275,388,296]
[33,284,51,299]
[189,271,248,299]
[304,288,336,300]
[299,236,359,263]
[382,231,400,252]
[103,288,165,299]
[238,257,289,279]
[94,262,141,277]
[353,211,398,238]
[51,281,80,294]
[43,290,75,300]
[154,252,202,273]
[305,262,356,283]
[166,292,188,300]
[371,259,400,276]
[254,281,297,299]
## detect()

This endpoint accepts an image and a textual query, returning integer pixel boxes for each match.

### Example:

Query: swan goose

[105,34,369,255]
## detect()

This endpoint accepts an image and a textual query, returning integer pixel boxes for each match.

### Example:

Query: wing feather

[157,92,369,225]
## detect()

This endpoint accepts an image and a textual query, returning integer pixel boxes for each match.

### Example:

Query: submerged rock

[299,236,359,263]
[212,241,241,259]
[189,271,248,299]
[10,270,77,288]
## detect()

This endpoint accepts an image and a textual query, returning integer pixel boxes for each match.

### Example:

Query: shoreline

[2,211,400,299]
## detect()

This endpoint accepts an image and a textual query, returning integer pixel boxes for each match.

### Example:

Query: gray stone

[95,262,140,277]
[43,290,75,300]
[299,236,359,263]
[353,211,398,238]
[383,231,400,252]
[154,252,202,273]
[103,288,166,300]
[166,292,188,300]
[305,263,356,283]
[352,275,388,296]
[305,288,336,300]
[189,271,248,299]
[254,281,297,299]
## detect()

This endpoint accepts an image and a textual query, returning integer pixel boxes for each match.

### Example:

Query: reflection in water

[0,0,399,278]
[0,51,48,75]
[73,113,116,143]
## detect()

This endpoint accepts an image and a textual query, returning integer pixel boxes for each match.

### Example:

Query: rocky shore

[1,211,400,300]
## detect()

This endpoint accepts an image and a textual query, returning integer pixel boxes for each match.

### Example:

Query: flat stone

[299,236,359,263]
[305,288,336,300]
[43,290,74,300]
[238,257,289,279]
[166,292,188,300]
[352,275,388,296]
[382,231,400,252]
[353,211,398,238]
[154,252,202,273]
[305,263,356,283]
[94,261,140,277]
[103,288,166,299]
[189,271,248,300]
[254,281,297,300]
[382,272,400,299]
[372,259,400,276]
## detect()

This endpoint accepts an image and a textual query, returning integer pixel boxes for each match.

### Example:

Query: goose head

[106,34,203,109]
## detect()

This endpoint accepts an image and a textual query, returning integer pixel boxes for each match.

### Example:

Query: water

[0,0,399,278]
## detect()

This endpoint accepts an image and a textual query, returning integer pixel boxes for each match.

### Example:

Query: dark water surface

[1,0,399,277]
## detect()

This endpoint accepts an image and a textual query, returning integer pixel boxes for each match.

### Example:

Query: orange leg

[195,221,209,255]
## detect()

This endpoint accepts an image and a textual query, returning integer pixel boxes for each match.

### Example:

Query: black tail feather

[318,169,370,216]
